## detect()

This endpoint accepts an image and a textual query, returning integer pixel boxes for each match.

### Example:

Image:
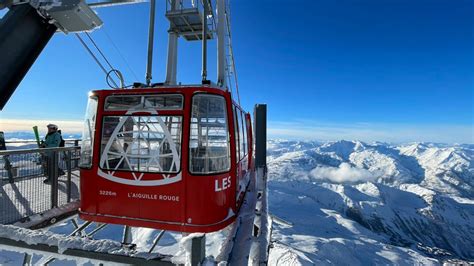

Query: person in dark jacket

[42,124,65,183]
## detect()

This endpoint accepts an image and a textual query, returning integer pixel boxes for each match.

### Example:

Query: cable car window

[233,105,240,162]
[144,95,183,110]
[80,96,98,168]
[241,111,248,157]
[238,110,245,159]
[104,94,183,111]
[100,116,182,173]
[189,95,230,174]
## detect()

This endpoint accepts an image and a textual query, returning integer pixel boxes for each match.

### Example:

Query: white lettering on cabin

[215,176,231,192]
[99,190,117,196]
[127,192,179,202]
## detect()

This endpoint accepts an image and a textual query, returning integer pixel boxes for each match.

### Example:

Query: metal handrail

[5,139,81,144]
[4,140,39,143]
[0,146,80,156]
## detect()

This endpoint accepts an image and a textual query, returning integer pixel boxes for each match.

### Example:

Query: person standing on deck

[42,124,61,149]
[41,124,65,183]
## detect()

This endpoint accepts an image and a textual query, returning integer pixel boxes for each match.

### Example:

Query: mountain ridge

[268,139,474,264]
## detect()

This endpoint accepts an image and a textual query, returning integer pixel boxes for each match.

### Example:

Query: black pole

[254,104,267,169]
[66,150,72,203]
[0,4,57,110]
[49,151,59,208]
[191,235,205,266]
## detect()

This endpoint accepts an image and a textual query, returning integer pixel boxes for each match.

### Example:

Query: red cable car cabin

[78,86,253,233]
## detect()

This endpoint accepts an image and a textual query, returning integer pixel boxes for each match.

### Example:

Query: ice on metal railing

[0,224,125,254]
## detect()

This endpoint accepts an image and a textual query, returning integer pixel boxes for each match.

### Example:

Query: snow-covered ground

[267,140,474,265]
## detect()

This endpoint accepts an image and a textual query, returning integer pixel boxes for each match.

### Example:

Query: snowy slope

[267,140,474,265]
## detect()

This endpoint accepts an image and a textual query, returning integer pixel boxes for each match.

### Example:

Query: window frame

[240,110,248,157]
[79,95,99,169]
[238,109,245,160]
[104,94,184,111]
[188,93,231,175]
[233,105,241,163]
[98,114,184,174]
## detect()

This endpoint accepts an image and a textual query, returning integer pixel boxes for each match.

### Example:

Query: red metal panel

[79,169,97,214]
[185,172,235,227]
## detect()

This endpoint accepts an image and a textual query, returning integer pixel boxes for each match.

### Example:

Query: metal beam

[164,33,178,85]
[254,104,267,169]
[148,230,166,253]
[22,253,33,265]
[87,223,108,237]
[87,0,145,8]
[191,235,205,266]
[217,0,226,87]
[201,0,208,82]
[0,4,57,110]
[0,237,174,265]
[145,0,156,86]
[122,225,133,244]
[165,0,178,85]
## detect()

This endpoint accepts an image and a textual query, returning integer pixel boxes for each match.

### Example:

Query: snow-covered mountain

[1,138,472,264]
[267,140,474,265]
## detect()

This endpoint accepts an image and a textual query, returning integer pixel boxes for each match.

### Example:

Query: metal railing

[4,139,81,146]
[0,146,81,224]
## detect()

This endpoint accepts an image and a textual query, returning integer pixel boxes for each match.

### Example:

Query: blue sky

[0,0,473,143]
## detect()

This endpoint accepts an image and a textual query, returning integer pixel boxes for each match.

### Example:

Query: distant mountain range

[267,140,474,265]
[2,131,81,141]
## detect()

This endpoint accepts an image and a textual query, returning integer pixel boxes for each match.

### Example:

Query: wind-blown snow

[267,140,474,265]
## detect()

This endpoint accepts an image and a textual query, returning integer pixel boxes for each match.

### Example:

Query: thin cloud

[0,119,83,134]
[310,163,377,183]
